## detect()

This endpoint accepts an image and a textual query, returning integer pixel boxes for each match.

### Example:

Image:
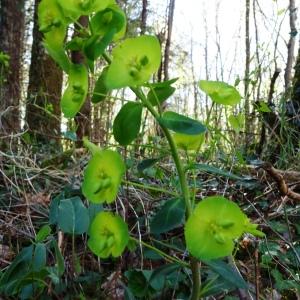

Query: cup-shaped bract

[105,35,161,89]
[185,196,247,260]
[82,150,125,203]
[90,4,126,41]
[88,212,129,258]
[38,0,67,45]
[61,63,88,118]
[173,132,205,151]
[57,0,109,21]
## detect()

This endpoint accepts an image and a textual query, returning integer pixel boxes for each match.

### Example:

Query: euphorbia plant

[38,0,264,298]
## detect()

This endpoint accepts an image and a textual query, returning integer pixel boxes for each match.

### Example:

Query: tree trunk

[284,0,297,93]
[140,0,148,34]
[163,0,175,81]
[72,16,91,147]
[0,0,24,145]
[26,0,63,147]
[244,0,251,152]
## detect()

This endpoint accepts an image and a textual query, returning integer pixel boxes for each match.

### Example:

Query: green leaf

[88,203,104,221]
[90,3,126,41]
[173,132,205,151]
[91,67,110,103]
[256,101,272,112]
[57,197,90,234]
[188,163,244,181]
[137,158,160,173]
[147,85,175,106]
[146,78,178,88]
[150,198,185,234]
[51,240,65,276]
[105,35,161,89]
[185,196,247,260]
[228,113,245,133]
[158,111,206,135]
[149,264,181,291]
[199,80,241,106]
[82,149,125,203]
[0,246,33,295]
[126,270,150,297]
[61,63,88,118]
[113,102,143,145]
[88,212,129,258]
[32,243,47,272]
[200,277,235,297]
[203,260,248,289]
[62,130,77,141]
[44,42,70,73]
[35,225,51,242]
[84,28,116,61]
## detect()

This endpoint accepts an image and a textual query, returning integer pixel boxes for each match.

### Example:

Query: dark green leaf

[203,260,248,290]
[57,197,90,234]
[51,240,65,276]
[62,130,77,141]
[158,111,206,135]
[149,264,181,291]
[0,245,33,295]
[32,243,47,272]
[188,163,244,181]
[92,67,110,103]
[84,28,116,61]
[146,78,178,88]
[150,198,185,234]
[88,203,104,222]
[147,85,175,106]
[113,102,143,145]
[137,158,160,173]
[126,270,149,297]
[200,277,235,297]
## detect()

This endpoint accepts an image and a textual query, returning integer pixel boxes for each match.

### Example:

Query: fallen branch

[260,162,300,202]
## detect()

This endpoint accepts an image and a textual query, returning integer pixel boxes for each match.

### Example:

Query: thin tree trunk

[71,16,91,147]
[163,0,175,81]
[140,0,148,34]
[0,0,24,144]
[244,0,251,151]
[284,0,297,93]
[26,0,63,147]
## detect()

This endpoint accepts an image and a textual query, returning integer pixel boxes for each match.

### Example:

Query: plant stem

[132,88,200,299]
[130,237,189,268]
[122,179,178,197]
[102,51,200,299]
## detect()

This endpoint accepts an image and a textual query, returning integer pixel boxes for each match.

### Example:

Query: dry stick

[261,162,300,201]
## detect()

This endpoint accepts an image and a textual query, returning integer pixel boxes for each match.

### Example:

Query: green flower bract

[57,0,110,21]
[185,196,247,260]
[88,212,129,258]
[105,35,161,89]
[61,63,88,118]
[173,132,205,151]
[82,150,125,203]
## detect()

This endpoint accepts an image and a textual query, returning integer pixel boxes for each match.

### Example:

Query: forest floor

[0,143,300,299]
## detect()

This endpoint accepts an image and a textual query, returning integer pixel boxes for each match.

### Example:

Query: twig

[261,162,300,201]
